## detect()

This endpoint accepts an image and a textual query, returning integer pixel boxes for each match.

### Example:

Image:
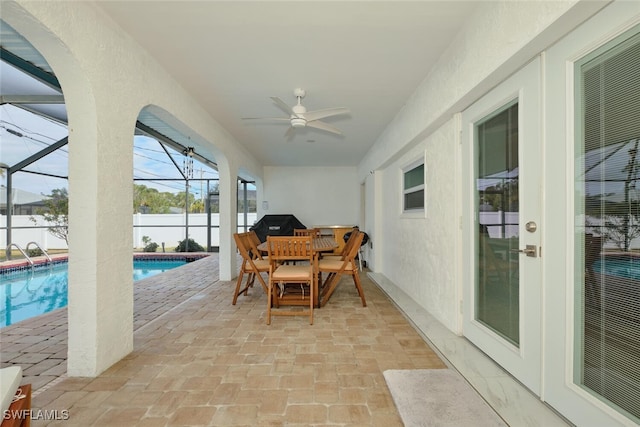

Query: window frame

[401,154,426,216]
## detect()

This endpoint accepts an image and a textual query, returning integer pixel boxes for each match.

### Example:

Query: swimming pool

[0,258,191,327]
[592,256,640,280]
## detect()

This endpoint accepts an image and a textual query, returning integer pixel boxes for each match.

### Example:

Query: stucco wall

[360,0,607,335]
[379,119,459,331]
[262,166,359,228]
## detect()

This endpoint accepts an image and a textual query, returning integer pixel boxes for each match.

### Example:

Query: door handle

[510,244,538,258]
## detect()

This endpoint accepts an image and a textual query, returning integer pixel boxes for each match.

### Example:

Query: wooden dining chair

[321,228,358,261]
[232,232,270,305]
[317,231,366,307]
[247,230,268,259]
[294,228,321,238]
[266,235,315,325]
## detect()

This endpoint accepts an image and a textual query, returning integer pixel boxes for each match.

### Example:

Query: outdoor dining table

[256,236,338,254]
[257,236,338,307]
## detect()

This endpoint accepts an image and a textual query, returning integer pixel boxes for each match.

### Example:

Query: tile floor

[1,255,448,426]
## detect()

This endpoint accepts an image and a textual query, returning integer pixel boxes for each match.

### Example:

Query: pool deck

[0,251,572,426]
[0,252,455,427]
[0,252,213,391]
[0,253,69,271]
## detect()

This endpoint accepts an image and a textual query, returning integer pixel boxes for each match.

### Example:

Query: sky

[1,104,219,199]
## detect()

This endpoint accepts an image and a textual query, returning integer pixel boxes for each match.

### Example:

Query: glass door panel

[575,29,640,422]
[476,103,520,345]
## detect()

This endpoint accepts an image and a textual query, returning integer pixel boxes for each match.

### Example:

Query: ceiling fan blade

[303,107,349,122]
[270,97,298,117]
[306,120,343,135]
[284,126,295,139]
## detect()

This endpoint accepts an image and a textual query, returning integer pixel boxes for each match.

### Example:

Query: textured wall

[263,166,359,228]
[379,119,459,331]
[360,1,604,335]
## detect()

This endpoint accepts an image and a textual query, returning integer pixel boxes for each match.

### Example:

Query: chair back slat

[293,228,321,238]
[267,235,313,263]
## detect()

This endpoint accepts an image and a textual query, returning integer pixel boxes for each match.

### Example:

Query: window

[402,159,425,213]
[575,28,640,421]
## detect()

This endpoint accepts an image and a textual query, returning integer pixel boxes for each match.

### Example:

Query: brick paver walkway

[1,254,221,390]
[1,253,447,426]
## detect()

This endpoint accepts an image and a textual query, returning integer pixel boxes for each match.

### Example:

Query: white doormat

[383,369,507,427]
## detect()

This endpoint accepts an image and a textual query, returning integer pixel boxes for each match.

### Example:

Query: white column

[372,170,384,272]
[217,159,237,281]
[0,1,135,377]
[66,93,136,377]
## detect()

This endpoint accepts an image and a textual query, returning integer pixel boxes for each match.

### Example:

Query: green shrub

[144,242,159,252]
[28,248,43,257]
[175,238,205,252]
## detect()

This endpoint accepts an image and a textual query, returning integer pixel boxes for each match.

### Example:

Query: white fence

[479,211,519,238]
[1,213,258,251]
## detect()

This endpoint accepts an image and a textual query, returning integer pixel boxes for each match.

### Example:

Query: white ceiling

[95,2,478,168]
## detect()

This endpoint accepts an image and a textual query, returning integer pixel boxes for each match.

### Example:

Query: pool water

[133,260,187,281]
[592,257,640,280]
[1,259,187,327]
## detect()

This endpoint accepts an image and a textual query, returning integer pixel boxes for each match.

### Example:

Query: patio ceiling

[94,1,479,167]
[3,2,481,170]
[2,2,481,168]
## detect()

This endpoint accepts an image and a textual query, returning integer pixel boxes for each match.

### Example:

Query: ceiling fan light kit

[290,117,306,128]
[241,88,349,137]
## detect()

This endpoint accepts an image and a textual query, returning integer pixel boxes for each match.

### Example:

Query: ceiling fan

[242,88,349,137]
